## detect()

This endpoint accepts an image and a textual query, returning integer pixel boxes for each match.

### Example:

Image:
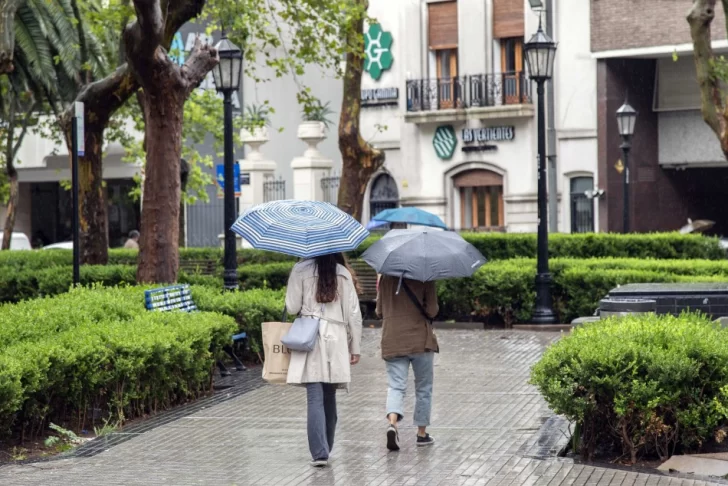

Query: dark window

[369,174,399,225]
[570,176,595,233]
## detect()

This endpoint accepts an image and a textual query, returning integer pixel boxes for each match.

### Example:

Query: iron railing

[406,72,531,112]
[263,176,286,202]
[321,172,340,204]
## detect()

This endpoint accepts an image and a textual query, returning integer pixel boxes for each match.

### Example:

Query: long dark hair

[314,253,361,303]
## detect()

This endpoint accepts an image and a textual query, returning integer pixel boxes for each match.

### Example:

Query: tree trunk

[688,0,728,156]
[124,0,217,283]
[1,173,18,249]
[136,85,185,283]
[77,122,109,264]
[61,66,139,264]
[337,0,385,221]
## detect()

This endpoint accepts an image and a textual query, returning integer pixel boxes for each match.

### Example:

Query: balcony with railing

[405,72,534,123]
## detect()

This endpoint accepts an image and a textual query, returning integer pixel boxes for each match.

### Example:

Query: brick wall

[591,0,727,52]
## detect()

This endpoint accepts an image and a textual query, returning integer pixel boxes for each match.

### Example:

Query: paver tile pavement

[0,329,724,485]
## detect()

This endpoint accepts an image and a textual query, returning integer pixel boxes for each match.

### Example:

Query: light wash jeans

[305,383,337,460]
[385,352,434,427]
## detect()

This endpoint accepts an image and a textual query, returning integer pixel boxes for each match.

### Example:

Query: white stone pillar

[291,121,333,201]
[239,127,276,214]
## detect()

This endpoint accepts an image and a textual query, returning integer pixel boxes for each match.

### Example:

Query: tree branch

[11,101,39,159]
[124,0,164,63]
[180,38,218,96]
[688,0,723,137]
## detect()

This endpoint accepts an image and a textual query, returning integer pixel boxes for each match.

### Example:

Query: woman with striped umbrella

[231,200,367,467]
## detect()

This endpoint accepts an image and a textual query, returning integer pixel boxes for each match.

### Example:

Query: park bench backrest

[144,284,197,312]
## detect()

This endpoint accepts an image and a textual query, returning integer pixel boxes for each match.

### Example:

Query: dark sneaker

[416,433,435,446]
[386,425,400,451]
[310,459,328,467]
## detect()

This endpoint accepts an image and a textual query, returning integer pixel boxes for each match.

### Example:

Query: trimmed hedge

[0,233,721,273]
[0,286,238,438]
[192,286,285,352]
[438,257,728,324]
[531,313,728,463]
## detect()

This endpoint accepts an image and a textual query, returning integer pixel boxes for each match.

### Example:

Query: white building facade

[356,0,599,233]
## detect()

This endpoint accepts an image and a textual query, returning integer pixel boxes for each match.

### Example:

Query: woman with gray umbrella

[364,229,487,451]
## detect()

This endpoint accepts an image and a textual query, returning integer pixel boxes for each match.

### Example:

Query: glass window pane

[477,188,486,227]
[490,188,500,226]
[462,187,473,228]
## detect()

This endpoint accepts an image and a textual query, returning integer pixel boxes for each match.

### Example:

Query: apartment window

[428,1,459,109]
[454,170,504,231]
[500,37,524,104]
[570,176,595,233]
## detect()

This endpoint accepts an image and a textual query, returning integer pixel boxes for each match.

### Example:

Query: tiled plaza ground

[0,328,724,485]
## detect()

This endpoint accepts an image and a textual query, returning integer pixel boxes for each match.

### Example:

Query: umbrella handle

[395,274,403,295]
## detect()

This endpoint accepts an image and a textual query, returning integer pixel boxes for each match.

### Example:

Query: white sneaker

[310,459,328,468]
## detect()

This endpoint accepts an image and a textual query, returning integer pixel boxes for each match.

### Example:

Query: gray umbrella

[361,229,487,282]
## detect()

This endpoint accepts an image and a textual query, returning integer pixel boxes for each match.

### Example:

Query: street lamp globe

[616,99,638,139]
[524,23,557,82]
[212,33,243,93]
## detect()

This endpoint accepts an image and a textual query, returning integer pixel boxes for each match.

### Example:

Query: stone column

[291,121,333,201]
[239,127,276,214]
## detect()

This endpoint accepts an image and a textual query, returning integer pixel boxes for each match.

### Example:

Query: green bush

[192,286,285,351]
[437,258,728,324]
[530,313,728,463]
[0,286,238,437]
[458,232,724,261]
[238,262,295,291]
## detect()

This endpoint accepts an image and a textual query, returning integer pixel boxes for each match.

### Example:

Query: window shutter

[428,1,458,50]
[493,0,524,39]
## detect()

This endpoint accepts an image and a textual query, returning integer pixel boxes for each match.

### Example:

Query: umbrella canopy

[361,229,486,281]
[371,207,448,229]
[231,200,369,258]
[366,219,390,230]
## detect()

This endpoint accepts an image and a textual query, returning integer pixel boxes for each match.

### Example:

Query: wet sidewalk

[0,328,724,485]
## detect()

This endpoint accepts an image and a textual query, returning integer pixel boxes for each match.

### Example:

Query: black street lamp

[524,20,558,324]
[213,33,243,291]
[616,98,637,234]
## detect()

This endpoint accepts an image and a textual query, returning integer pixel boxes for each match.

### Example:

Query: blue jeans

[306,383,337,460]
[385,353,434,427]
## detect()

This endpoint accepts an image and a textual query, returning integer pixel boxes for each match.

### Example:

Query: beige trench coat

[285,260,362,389]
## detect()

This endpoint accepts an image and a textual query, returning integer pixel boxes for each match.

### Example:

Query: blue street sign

[216,163,241,197]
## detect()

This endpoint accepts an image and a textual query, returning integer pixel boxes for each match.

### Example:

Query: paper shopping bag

[261,321,293,384]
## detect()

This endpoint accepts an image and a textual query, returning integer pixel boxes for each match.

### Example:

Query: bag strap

[281,302,325,322]
[401,281,434,324]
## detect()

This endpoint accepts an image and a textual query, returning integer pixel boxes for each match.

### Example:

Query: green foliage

[241,103,272,132]
[192,286,285,352]
[300,99,335,128]
[238,262,294,290]
[438,257,728,324]
[0,285,239,437]
[530,313,728,462]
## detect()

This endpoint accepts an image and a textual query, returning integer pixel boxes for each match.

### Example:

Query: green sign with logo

[433,125,457,160]
[365,24,393,81]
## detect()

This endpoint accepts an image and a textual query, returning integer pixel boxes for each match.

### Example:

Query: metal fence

[406,72,531,112]
[263,176,286,202]
[321,172,340,204]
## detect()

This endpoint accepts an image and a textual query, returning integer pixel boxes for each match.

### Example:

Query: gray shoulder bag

[280,303,325,352]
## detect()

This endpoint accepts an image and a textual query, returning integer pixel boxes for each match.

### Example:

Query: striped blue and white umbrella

[230,200,369,258]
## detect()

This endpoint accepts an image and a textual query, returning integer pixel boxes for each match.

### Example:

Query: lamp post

[616,98,637,234]
[524,19,558,324]
[213,33,243,291]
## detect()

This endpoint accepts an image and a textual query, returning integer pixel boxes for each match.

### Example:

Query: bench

[349,259,378,316]
[179,259,218,276]
[144,284,248,377]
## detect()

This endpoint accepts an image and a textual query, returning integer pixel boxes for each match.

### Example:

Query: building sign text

[361,87,399,107]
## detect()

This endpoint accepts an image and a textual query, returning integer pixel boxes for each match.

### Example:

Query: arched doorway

[454,169,504,231]
[369,173,399,219]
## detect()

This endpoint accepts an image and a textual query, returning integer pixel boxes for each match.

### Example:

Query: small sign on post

[75,102,85,157]
[216,163,241,197]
